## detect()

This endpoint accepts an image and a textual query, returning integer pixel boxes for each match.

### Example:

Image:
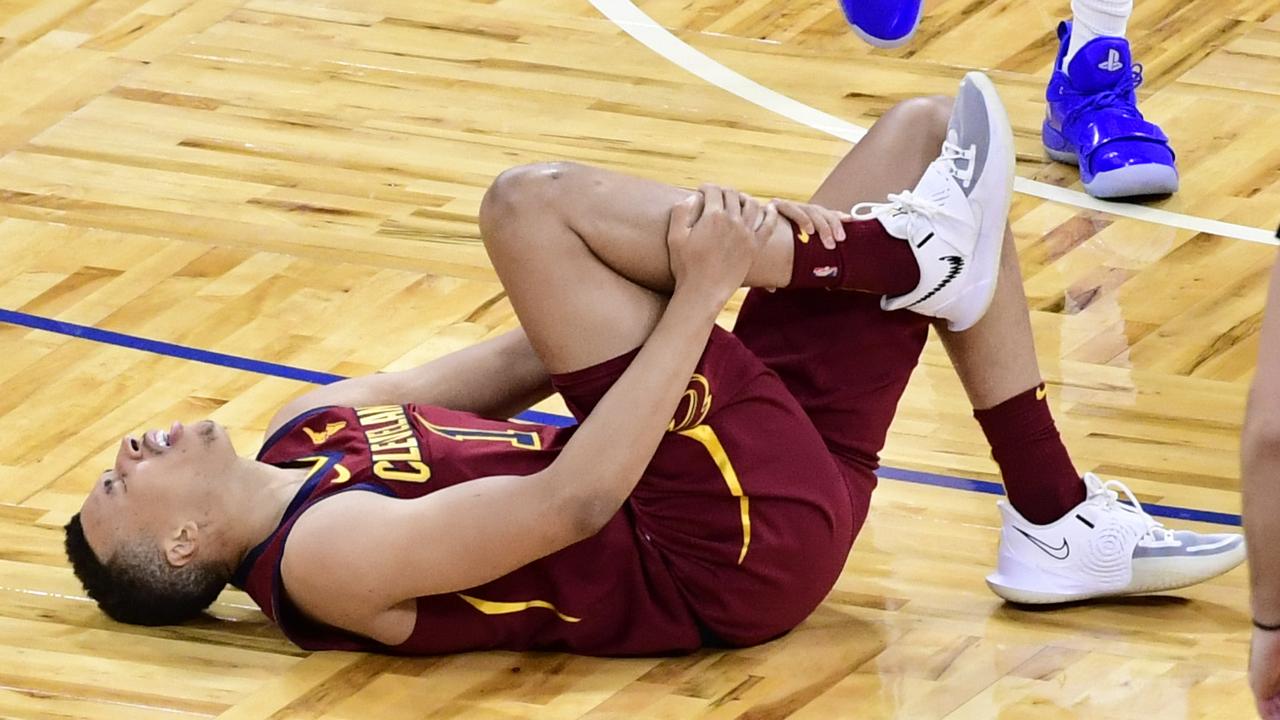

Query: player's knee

[1244,396,1280,458]
[889,95,952,146]
[480,162,578,232]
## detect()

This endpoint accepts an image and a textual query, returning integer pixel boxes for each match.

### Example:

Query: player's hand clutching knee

[769,198,851,250]
[667,184,770,304]
[738,192,779,242]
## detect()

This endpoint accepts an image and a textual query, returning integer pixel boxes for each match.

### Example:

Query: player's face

[78,420,237,562]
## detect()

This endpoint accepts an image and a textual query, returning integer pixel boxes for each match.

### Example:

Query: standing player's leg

[1045,0,1178,198]
[838,0,925,48]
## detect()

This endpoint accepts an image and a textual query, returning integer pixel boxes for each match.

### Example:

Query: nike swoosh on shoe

[1015,527,1071,560]
[906,255,964,308]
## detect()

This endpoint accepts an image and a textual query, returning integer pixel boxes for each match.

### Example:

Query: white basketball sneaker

[986,473,1245,604]
[851,71,1015,331]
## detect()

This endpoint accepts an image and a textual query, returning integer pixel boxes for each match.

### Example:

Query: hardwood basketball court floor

[0,0,1277,717]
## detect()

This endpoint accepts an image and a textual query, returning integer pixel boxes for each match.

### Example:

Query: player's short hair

[64,513,227,626]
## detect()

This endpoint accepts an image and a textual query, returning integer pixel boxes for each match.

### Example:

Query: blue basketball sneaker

[838,0,924,48]
[1043,21,1178,198]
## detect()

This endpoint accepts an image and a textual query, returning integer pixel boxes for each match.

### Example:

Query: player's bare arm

[1245,255,1280,716]
[278,185,774,644]
[265,328,554,439]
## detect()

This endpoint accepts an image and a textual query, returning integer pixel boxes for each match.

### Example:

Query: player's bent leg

[790,75,1015,332]
[933,229,1244,603]
[736,76,1014,475]
[482,162,795,293]
[479,162,794,374]
[480,174,663,375]
[924,159,1242,606]
[733,78,1242,604]
[481,163,853,648]
[806,95,953,211]
[479,86,992,376]
[732,97,950,510]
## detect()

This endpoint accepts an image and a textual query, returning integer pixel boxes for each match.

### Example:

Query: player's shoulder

[281,490,397,596]
[279,489,410,643]
[287,487,381,551]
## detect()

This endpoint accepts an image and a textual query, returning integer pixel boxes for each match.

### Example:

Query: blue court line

[875,467,1243,527]
[0,307,1241,527]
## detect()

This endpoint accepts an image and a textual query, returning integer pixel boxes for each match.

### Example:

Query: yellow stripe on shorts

[457,594,581,623]
[678,424,750,564]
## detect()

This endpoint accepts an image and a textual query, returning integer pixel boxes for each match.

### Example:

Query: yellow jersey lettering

[355,405,431,484]
[368,434,416,452]
[371,446,422,463]
[365,423,411,442]
[373,461,431,482]
[359,412,406,428]
[355,406,405,424]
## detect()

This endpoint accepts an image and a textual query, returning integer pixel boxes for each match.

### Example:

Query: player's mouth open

[142,422,185,453]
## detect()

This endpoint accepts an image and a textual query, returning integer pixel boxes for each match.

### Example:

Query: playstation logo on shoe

[1097,48,1124,72]
[1041,22,1178,198]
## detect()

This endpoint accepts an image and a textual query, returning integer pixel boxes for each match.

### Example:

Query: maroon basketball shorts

[552,327,861,645]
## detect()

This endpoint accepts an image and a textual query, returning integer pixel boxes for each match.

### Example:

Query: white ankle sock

[1064,0,1133,71]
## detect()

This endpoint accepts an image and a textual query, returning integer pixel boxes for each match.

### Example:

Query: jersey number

[413,412,543,450]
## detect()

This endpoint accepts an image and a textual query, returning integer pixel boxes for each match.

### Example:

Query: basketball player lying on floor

[66,73,1243,655]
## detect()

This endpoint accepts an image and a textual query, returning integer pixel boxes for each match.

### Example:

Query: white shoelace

[1086,473,1174,545]
[850,189,944,240]
[939,140,976,186]
[849,139,974,238]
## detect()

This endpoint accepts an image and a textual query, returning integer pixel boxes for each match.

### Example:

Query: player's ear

[165,521,199,567]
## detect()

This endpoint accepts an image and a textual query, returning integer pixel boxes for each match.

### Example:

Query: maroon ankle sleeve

[787,218,920,295]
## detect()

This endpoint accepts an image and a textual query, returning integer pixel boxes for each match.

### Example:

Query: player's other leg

[734,72,1015,488]
[1043,0,1178,198]
[933,158,1237,601]
[938,228,1242,604]
[838,0,924,48]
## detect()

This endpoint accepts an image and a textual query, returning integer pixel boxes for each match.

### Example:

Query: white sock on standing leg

[1064,0,1134,71]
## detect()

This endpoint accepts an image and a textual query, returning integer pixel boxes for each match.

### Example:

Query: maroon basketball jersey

[232,404,703,655]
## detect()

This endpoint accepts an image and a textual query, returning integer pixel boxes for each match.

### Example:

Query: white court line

[591,0,1278,246]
